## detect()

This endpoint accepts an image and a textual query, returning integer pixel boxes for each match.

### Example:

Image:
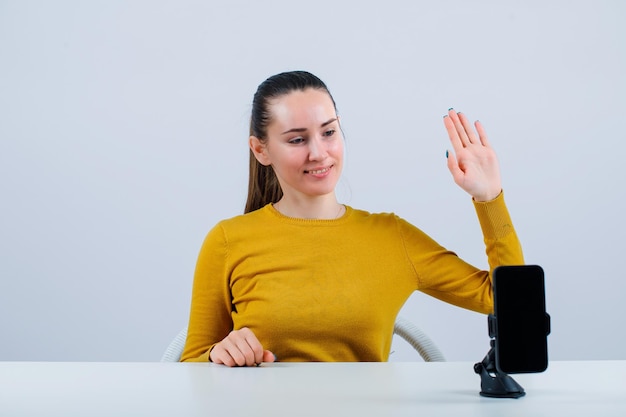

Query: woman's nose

[308,136,328,161]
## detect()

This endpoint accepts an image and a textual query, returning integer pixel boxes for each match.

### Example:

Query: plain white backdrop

[1,0,624,362]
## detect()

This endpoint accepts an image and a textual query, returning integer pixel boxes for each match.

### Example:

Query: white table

[1,361,624,416]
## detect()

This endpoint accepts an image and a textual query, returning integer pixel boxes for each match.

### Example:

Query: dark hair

[244,71,337,213]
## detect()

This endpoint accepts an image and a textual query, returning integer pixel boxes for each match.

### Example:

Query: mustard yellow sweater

[181,192,523,362]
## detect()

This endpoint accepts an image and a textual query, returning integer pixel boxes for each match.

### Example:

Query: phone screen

[493,265,549,374]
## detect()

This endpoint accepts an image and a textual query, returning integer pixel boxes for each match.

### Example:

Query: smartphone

[492,265,550,374]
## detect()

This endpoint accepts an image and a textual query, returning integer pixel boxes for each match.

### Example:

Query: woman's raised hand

[209,327,276,367]
[443,109,502,202]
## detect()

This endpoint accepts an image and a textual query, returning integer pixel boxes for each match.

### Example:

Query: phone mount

[473,314,526,398]
[474,338,526,398]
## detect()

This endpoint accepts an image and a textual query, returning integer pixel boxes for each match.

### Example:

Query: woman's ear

[249,136,271,166]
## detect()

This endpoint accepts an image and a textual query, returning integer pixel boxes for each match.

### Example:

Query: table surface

[1,360,625,417]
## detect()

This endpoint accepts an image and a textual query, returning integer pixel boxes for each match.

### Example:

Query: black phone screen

[493,265,549,374]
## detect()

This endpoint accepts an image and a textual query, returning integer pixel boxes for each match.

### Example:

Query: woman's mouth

[305,166,331,175]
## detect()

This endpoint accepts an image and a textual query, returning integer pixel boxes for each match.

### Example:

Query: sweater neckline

[266,203,352,224]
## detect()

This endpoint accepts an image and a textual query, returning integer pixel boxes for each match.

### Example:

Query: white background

[1,0,624,362]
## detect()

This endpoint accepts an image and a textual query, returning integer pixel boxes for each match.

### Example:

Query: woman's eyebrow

[321,118,338,127]
[281,118,338,135]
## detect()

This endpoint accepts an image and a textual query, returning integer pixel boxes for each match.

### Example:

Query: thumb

[446,150,463,185]
[263,350,277,363]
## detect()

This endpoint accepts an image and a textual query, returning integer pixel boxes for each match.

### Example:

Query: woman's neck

[273,195,344,220]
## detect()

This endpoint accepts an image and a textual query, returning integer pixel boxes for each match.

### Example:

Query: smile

[305,167,331,174]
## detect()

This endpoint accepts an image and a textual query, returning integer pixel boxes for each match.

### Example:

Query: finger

[263,350,277,363]
[474,120,491,147]
[443,113,464,153]
[210,340,240,367]
[446,149,464,186]
[219,337,248,367]
[209,347,228,365]
[447,109,471,147]
[457,112,478,144]
[239,328,266,365]
[229,331,264,366]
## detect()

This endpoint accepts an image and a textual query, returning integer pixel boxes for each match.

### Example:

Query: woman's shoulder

[215,204,274,228]
[200,205,276,245]
[349,206,400,222]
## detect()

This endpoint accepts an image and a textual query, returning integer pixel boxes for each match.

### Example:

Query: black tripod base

[474,362,525,398]
[474,341,525,399]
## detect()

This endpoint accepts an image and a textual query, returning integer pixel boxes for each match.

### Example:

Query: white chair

[161,327,189,362]
[161,316,445,362]
[393,316,446,362]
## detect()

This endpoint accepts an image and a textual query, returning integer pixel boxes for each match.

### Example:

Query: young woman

[181,71,524,366]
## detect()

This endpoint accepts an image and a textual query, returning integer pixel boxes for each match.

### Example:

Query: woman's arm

[180,224,234,362]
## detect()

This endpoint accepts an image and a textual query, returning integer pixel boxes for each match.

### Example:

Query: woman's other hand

[209,327,276,367]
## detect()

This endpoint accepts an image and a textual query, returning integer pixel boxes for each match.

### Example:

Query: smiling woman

[180,70,524,367]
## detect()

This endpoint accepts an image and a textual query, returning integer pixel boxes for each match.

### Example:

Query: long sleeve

[472,191,524,272]
[181,224,233,362]
[408,191,524,314]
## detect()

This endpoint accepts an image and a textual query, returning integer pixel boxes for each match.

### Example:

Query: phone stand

[476,265,551,398]
[474,339,525,398]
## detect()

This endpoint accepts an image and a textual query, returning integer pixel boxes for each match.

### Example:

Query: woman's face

[251,88,344,201]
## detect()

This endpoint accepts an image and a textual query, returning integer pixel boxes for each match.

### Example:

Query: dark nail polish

[446,150,449,158]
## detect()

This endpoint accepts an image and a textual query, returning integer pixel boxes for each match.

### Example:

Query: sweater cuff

[472,191,515,240]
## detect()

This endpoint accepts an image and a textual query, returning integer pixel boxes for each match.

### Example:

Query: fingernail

[446,150,449,159]
[448,107,454,111]
[273,353,278,362]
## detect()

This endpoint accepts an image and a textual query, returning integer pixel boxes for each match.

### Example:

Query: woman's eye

[289,137,304,144]
[323,129,335,137]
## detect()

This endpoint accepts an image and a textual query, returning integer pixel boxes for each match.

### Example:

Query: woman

[181,70,523,366]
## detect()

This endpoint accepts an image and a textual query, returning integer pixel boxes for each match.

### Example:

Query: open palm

[443,109,502,202]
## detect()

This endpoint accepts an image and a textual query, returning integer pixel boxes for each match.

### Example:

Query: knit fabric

[181,192,523,362]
